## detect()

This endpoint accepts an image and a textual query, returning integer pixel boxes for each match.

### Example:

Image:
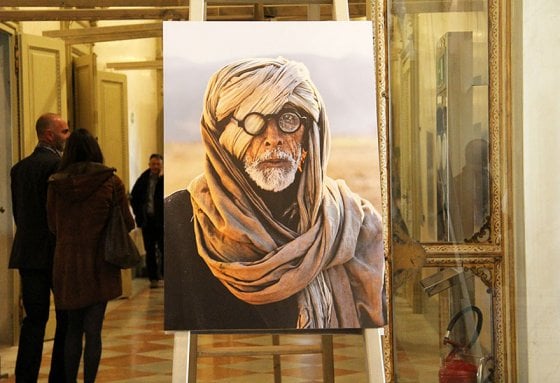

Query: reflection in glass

[448,138,490,241]
[388,0,494,381]
[394,266,494,382]
[389,0,490,244]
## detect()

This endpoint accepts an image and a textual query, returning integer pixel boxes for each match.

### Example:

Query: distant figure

[165,57,385,330]
[130,153,164,288]
[47,128,135,383]
[451,138,490,241]
[9,112,70,383]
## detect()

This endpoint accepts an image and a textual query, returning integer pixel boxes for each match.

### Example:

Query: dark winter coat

[9,145,61,270]
[130,168,163,228]
[47,162,135,310]
[164,189,299,330]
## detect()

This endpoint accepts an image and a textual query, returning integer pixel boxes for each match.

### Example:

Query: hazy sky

[163,21,378,142]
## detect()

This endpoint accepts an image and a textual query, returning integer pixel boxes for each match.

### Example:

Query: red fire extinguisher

[439,305,483,383]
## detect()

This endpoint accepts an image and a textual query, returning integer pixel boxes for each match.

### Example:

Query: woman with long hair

[47,128,135,382]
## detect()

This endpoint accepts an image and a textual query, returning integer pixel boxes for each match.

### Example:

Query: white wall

[516,1,560,381]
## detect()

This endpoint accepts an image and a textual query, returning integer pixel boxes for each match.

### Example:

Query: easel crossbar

[197,344,323,357]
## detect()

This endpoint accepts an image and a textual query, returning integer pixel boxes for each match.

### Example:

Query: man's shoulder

[165,189,194,226]
[165,189,192,212]
[131,168,152,189]
[11,148,59,173]
[139,168,152,180]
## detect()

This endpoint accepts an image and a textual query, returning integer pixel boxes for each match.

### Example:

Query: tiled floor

[0,279,374,382]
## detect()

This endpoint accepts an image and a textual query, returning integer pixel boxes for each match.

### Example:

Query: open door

[73,53,97,134]
[19,33,67,156]
[96,70,133,297]
[0,27,16,347]
[97,71,130,190]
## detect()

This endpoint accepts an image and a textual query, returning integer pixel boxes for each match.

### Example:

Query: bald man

[10,113,70,382]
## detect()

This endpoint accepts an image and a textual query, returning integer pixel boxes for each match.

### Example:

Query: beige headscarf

[188,57,385,328]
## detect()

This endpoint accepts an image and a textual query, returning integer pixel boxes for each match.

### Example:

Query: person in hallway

[9,112,70,383]
[47,128,135,383]
[165,57,386,330]
[130,153,164,288]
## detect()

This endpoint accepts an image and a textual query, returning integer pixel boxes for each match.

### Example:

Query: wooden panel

[44,22,163,45]
[73,54,97,134]
[19,34,67,157]
[3,0,185,5]
[0,8,189,21]
[0,30,15,347]
[106,60,162,70]
[97,71,129,188]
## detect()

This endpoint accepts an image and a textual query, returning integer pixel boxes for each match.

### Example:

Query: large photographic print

[163,21,385,330]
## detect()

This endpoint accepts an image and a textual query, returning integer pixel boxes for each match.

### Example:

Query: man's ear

[43,130,54,144]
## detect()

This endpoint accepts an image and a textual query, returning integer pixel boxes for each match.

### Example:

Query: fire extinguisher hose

[443,305,483,349]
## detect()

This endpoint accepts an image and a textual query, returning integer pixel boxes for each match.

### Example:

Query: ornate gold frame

[372,0,513,381]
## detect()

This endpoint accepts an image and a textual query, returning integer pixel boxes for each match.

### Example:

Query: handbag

[102,178,141,269]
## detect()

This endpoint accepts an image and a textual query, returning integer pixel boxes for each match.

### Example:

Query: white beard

[244,146,301,192]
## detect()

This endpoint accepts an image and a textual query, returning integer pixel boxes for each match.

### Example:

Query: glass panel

[393,266,494,382]
[389,0,490,243]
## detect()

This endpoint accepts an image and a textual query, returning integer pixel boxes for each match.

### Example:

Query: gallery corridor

[0,279,371,382]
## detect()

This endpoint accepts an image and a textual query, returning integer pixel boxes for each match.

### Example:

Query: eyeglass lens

[243,111,302,135]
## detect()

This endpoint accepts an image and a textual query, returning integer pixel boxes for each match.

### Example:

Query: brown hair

[59,128,104,170]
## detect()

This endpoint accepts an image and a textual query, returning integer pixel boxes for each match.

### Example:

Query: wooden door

[97,71,129,190]
[96,71,133,297]
[0,28,16,346]
[17,33,67,341]
[73,53,97,134]
[18,33,67,156]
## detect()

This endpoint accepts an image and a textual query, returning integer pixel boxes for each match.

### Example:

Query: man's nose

[263,119,283,147]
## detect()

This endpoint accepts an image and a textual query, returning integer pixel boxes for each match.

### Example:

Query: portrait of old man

[164,55,386,330]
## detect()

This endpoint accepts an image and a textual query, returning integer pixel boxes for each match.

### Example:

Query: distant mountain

[164,52,377,142]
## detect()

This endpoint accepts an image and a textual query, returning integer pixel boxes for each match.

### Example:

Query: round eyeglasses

[231,110,307,136]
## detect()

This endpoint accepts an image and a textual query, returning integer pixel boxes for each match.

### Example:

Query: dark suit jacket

[9,146,60,270]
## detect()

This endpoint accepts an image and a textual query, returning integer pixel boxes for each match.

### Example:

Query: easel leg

[321,335,335,383]
[187,332,198,383]
[364,328,386,383]
[272,334,282,383]
[172,332,190,383]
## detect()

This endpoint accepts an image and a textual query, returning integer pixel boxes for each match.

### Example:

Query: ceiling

[0,1,370,22]
[0,1,370,46]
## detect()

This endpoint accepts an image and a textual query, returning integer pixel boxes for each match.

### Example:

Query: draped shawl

[188,57,385,328]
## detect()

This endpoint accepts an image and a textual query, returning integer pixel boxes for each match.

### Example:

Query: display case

[372,0,512,381]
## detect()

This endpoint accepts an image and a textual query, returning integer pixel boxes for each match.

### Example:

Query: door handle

[0,206,5,214]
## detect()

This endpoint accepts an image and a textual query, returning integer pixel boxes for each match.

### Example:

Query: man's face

[149,157,163,175]
[46,117,70,152]
[241,109,306,192]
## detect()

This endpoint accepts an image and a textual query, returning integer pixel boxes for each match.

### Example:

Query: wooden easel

[170,1,385,381]
[171,329,385,383]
